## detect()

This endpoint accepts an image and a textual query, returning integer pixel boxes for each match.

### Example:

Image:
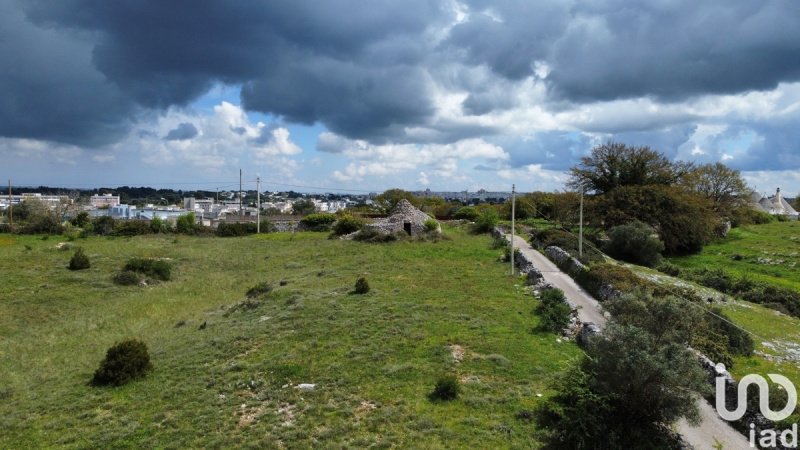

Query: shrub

[124,258,171,281]
[423,218,439,233]
[354,277,370,294]
[429,375,460,401]
[113,270,142,286]
[149,216,169,233]
[71,211,91,228]
[537,288,572,332]
[604,221,664,267]
[216,222,254,237]
[91,339,153,386]
[575,263,653,301]
[112,220,152,237]
[685,268,734,293]
[530,228,604,264]
[655,261,681,276]
[352,228,398,243]
[471,209,498,234]
[175,213,197,234]
[21,214,64,235]
[68,248,90,270]
[246,282,273,299]
[92,216,116,236]
[453,206,480,221]
[299,213,337,232]
[332,214,364,236]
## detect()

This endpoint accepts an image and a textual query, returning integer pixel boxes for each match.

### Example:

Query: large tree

[681,162,750,215]
[569,142,692,194]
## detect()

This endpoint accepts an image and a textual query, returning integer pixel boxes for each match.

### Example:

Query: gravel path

[506,233,751,449]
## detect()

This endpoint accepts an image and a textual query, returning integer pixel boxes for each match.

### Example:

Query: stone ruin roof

[366,199,436,235]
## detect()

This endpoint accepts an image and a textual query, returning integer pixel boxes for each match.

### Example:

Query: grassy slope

[668,221,800,291]
[0,227,579,448]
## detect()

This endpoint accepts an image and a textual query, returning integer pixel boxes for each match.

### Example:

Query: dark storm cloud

[3,0,800,151]
[0,0,134,147]
[164,123,198,141]
[451,0,800,103]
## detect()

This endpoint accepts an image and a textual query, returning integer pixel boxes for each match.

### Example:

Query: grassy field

[668,221,800,291]
[0,226,580,448]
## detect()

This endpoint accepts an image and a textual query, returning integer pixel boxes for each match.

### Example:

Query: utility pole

[579,189,584,259]
[239,169,243,219]
[7,179,12,230]
[511,184,515,276]
[256,176,261,234]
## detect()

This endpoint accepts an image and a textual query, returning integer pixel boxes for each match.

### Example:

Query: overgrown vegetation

[471,209,498,234]
[536,288,571,333]
[123,257,171,281]
[91,339,153,387]
[299,213,337,231]
[604,221,664,267]
[68,247,90,270]
[529,227,604,264]
[428,375,460,401]
[354,277,370,294]
[331,214,364,236]
[215,220,273,237]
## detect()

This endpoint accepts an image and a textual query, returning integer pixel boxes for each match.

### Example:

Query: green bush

[215,222,255,237]
[575,263,652,300]
[71,211,91,228]
[332,214,365,236]
[92,216,116,236]
[423,218,439,233]
[246,281,273,299]
[91,339,153,386]
[124,258,171,281]
[352,228,398,243]
[68,248,90,270]
[655,261,681,276]
[354,277,370,294]
[175,213,197,235]
[530,228,604,264]
[113,270,142,286]
[429,375,460,401]
[300,213,337,232]
[537,288,572,332]
[149,216,169,233]
[604,221,664,267]
[453,206,480,221]
[471,209,498,234]
[112,220,153,237]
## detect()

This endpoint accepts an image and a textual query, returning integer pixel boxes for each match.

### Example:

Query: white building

[90,193,120,208]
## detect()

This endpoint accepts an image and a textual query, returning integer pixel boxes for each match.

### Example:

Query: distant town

[0,185,513,228]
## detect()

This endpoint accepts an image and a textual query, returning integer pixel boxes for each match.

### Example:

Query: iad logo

[715,372,797,421]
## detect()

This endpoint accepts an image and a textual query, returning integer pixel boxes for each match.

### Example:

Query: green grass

[0,226,579,448]
[668,221,800,291]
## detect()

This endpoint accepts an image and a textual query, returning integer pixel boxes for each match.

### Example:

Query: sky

[1,0,800,195]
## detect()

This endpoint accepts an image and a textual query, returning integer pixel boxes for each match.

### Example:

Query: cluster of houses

[749,188,799,219]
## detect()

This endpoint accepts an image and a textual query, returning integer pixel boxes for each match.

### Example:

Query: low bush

[352,228,399,243]
[453,206,480,221]
[112,220,153,237]
[332,214,365,236]
[68,248,90,271]
[354,277,370,294]
[471,209,498,234]
[423,218,439,233]
[149,216,169,233]
[299,213,337,232]
[575,263,653,301]
[537,288,572,332]
[92,216,116,236]
[91,339,153,386]
[215,222,255,237]
[682,268,800,317]
[604,221,664,267]
[246,281,273,299]
[655,261,681,276]
[175,213,198,235]
[429,375,460,401]
[113,270,142,286]
[124,258,171,281]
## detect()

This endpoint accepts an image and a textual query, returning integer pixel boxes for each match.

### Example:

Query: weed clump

[246,281,273,299]
[68,248,90,270]
[91,339,153,386]
[537,288,572,333]
[113,270,141,286]
[354,277,370,294]
[124,258,171,281]
[429,375,460,401]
